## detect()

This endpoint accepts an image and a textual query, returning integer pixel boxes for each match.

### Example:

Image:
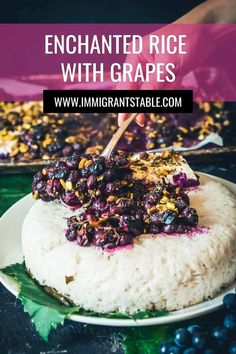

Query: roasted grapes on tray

[0,101,230,162]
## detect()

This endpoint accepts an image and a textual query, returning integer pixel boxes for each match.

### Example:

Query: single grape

[187,324,202,335]
[65,228,77,241]
[229,341,236,354]
[168,346,181,354]
[183,348,198,354]
[174,328,191,347]
[35,180,47,192]
[33,171,43,183]
[90,160,105,176]
[203,349,217,354]
[161,210,178,225]
[62,145,73,156]
[106,182,116,193]
[159,341,173,353]
[93,231,107,247]
[65,154,80,168]
[119,233,133,246]
[192,332,207,349]
[73,142,83,152]
[223,294,236,312]
[77,231,91,246]
[54,168,68,179]
[174,197,186,212]
[211,326,229,346]
[46,179,61,195]
[224,314,236,331]
[180,207,198,226]
[93,200,107,211]
[162,224,177,234]
[86,175,97,189]
[150,212,162,225]
[81,167,90,177]
[68,170,80,183]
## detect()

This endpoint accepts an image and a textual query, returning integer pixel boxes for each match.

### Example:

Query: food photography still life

[1,104,236,354]
[1,0,236,353]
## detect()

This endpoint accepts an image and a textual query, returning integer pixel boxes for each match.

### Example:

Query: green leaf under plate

[1,263,81,340]
[1,262,169,342]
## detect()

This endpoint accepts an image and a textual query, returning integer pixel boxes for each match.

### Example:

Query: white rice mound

[22,175,236,314]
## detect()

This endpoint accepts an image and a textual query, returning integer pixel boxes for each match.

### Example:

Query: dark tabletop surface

[0,0,203,24]
[1,158,236,354]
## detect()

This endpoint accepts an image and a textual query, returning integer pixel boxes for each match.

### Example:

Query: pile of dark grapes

[159,292,236,354]
[32,151,199,249]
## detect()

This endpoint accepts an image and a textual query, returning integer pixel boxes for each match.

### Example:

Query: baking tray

[0,99,235,174]
[0,146,236,175]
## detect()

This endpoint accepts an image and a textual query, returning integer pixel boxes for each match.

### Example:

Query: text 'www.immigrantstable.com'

[43,90,193,113]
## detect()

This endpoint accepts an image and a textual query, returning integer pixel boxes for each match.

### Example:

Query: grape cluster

[159,291,236,354]
[32,151,131,204]
[32,151,199,249]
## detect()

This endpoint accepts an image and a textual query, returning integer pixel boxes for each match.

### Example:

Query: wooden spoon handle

[101,113,139,159]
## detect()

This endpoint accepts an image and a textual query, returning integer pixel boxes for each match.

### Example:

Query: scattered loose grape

[174,328,191,347]
[211,326,229,346]
[223,294,236,313]
[192,332,207,349]
[168,346,181,354]
[229,341,236,354]
[187,324,202,335]
[224,314,236,331]
[183,348,198,354]
[159,341,173,353]
[158,291,236,354]
[203,349,217,354]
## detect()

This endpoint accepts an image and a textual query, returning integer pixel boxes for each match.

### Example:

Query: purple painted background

[0,24,236,101]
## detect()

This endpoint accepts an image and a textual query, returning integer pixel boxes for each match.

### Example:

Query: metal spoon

[100,113,139,159]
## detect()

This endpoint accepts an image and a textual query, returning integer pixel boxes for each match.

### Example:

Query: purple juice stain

[173,173,200,188]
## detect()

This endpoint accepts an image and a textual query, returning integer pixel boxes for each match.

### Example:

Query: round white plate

[0,172,236,327]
